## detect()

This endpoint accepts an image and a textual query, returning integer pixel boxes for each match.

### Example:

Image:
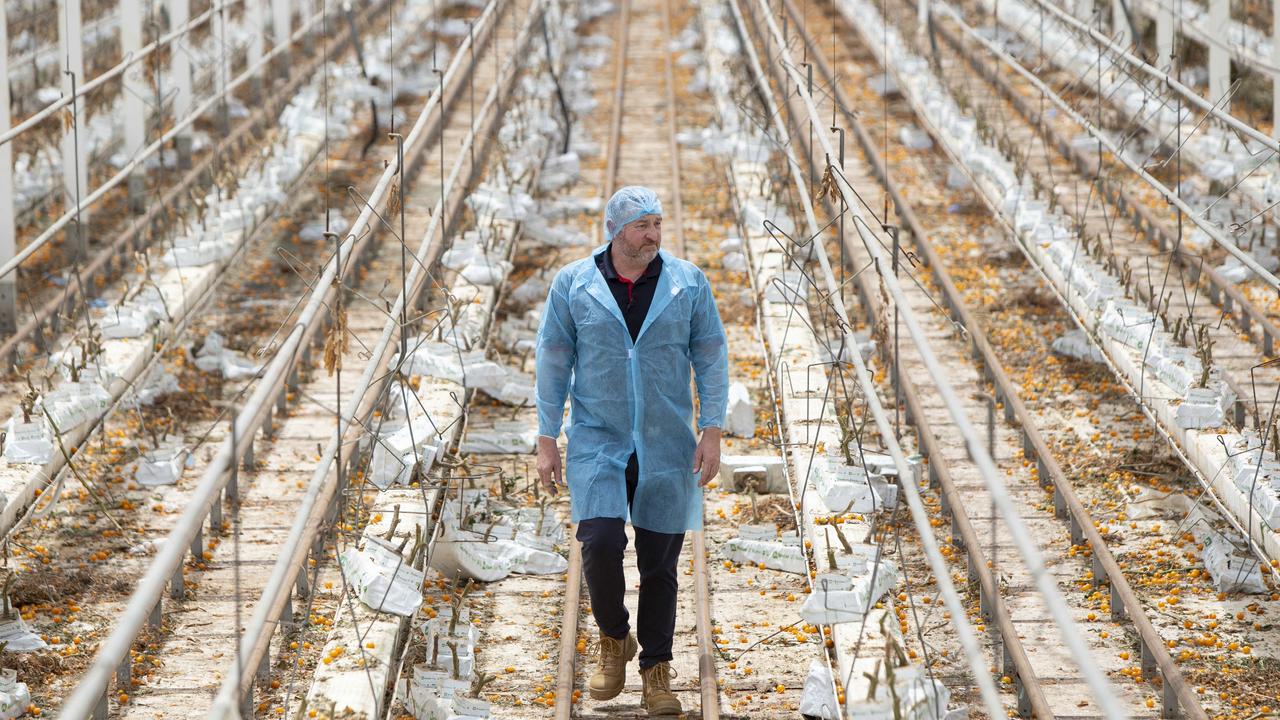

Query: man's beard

[621,239,659,266]
[633,245,659,265]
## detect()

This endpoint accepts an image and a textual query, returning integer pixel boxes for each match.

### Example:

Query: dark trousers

[576,453,685,669]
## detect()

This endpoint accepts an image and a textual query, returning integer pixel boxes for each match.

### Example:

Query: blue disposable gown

[535,246,730,534]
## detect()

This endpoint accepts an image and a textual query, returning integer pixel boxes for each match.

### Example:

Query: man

[535,186,729,716]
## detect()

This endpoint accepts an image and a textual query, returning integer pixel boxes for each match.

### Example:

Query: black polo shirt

[594,244,663,342]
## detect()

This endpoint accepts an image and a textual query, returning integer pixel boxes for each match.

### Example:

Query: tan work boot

[639,661,682,716]
[587,631,637,700]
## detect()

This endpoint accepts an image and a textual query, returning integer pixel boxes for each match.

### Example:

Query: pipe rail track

[206,0,551,712]
[56,0,518,713]
[3,0,256,237]
[726,0,1012,715]
[724,0,1039,711]
[742,0,1138,715]
[923,3,1280,565]
[5,4,135,116]
[777,0,1212,715]
[747,2,1048,715]
[0,1,322,285]
[0,0,246,147]
[0,0,393,574]
[956,0,1280,294]
[0,0,371,368]
[927,15,1280,411]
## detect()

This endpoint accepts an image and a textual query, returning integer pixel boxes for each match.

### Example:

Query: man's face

[614,214,662,265]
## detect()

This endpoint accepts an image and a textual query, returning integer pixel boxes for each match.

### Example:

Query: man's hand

[537,435,564,495]
[693,427,722,486]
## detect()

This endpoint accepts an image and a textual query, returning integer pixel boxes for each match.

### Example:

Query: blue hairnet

[605,186,663,239]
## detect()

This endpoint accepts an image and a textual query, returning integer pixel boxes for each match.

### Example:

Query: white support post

[1208,0,1229,109]
[250,0,266,102]
[214,1,230,133]
[301,0,315,55]
[1157,0,1174,71]
[122,0,146,213]
[170,0,193,169]
[58,0,88,258]
[273,0,293,77]
[1273,0,1280,127]
[0,0,16,333]
[1112,0,1130,46]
